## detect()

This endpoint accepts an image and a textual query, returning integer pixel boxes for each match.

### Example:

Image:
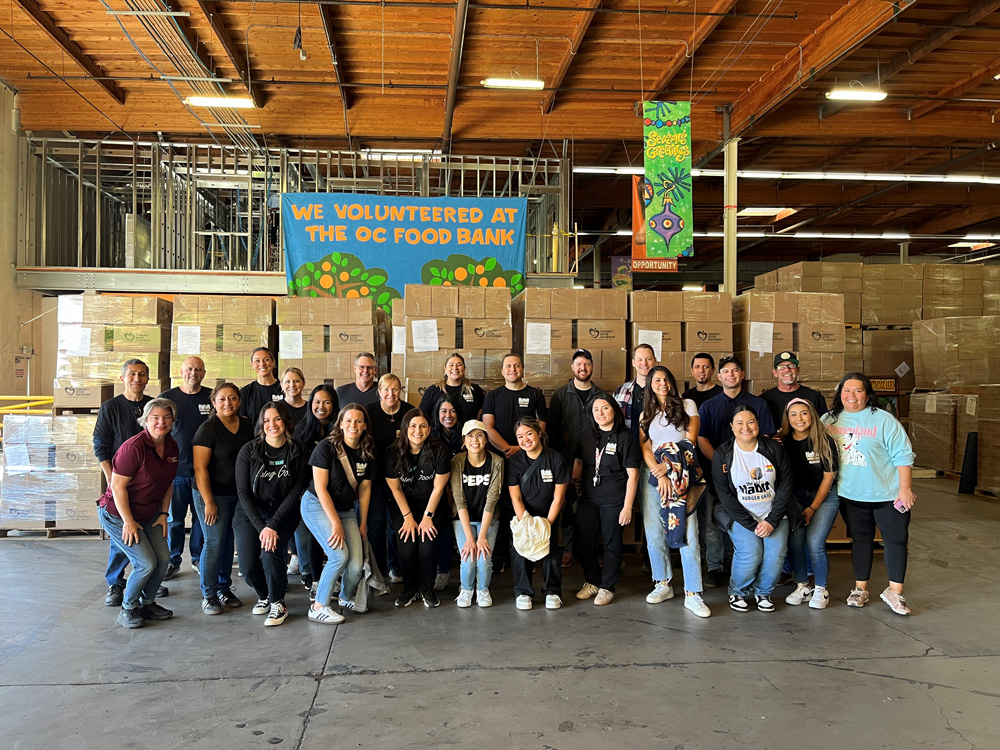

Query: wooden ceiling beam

[318,5,352,111]
[912,203,1000,236]
[871,206,922,226]
[541,0,601,114]
[744,143,782,169]
[823,0,1000,119]
[11,0,125,105]
[441,0,470,154]
[195,0,266,109]
[910,55,1000,120]
[646,0,738,100]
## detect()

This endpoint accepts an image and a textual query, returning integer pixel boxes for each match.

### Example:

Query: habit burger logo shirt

[731,444,777,521]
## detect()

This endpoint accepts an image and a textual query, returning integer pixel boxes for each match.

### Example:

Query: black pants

[389,501,439,596]
[510,514,562,597]
[560,482,580,555]
[368,477,393,578]
[841,497,910,584]
[232,505,297,603]
[491,484,513,568]
[575,501,624,592]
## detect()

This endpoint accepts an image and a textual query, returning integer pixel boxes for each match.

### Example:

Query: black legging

[389,499,440,596]
[232,506,297,603]
[840,497,910,583]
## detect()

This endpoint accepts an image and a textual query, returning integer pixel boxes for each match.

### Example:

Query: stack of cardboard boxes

[863,330,916,392]
[912,315,1000,389]
[922,265,984,319]
[954,390,978,473]
[861,264,923,326]
[844,328,864,374]
[773,262,863,325]
[975,385,1000,494]
[172,295,275,388]
[908,393,962,473]
[395,284,512,401]
[54,293,173,411]
[984,267,1000,315]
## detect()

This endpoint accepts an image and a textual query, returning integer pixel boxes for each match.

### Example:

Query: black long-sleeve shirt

[93,394,152,463]
[235,438,308,533]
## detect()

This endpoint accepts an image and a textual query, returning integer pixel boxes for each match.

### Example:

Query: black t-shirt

[782,434,839,493]
[308,440,371,512]
[192,416,255,495]
[385,440,452,512]
[239,380,285,421]
[482,385,548,445]
[284,401,309,431]
[682,384,722,409]
[160,387,212,478]
[293,417,333,449]
[419,383,485,429]
[506,447,570,514]
[628,382,644,438]
[462,453,493,522]
[761,385,829,431]
[336,382,378,409]
[577,427,642,507]
[247,441,300,515]
[574,384,593,406]
[369,402,415,454]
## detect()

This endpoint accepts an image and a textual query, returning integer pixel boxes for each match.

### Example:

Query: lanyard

[593,440,610,486]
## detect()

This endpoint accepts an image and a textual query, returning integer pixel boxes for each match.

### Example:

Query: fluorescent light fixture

[572,166,1000,186]
[184,96,254,109]
[737,207,797,217]
[481,77,544,90]
[682,285,704,292]
[825,88,887,102]
[995,73,1000,80]
[949,241,996,249]
[881,233,911,240]
[616,229,633,236]
[572,285,585,289]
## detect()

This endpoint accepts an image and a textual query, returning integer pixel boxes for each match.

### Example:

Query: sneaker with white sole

[729,595,749,613]
[809,586,830,609]
[476,589,493,608]
[880,587,911,616]
[646,581,674,604]
[308,605,345,624]
[545,595,563,610]
[434,572,450,591]
[338,598,366,614]
[388,568,403,584]
[516,595,533,610]
[286,555,299,576]
[755,595,775,613]
[785,582,813,606]
[264,601,288,627]
[846,587,870,608]
[252,598,270,615]
[594,589,615,606]
[456,589,474,608]
[684,593,711,618]
[395,591,419,608]
[576,583,599,600]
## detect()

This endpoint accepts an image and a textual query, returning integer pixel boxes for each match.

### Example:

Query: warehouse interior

[1,1,999,748]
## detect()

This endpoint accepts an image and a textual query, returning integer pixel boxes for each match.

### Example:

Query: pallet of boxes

[395,284,511,402]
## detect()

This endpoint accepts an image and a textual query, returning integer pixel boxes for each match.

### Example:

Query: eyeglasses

[776,364,797,371]
[357,365,375,371]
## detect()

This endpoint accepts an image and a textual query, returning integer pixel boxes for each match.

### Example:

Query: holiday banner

[633,101,693,271]
[611,255,633,290]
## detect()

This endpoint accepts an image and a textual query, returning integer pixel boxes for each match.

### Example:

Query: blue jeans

[300,490,363,607]
[787,489,839,588]
[105,544,129,587]
[192,490,237,599]
[640,469,703,592]
[168,476,204,567]
[728,518,789,597]
[453,518,499,591]
[99,507,170,610]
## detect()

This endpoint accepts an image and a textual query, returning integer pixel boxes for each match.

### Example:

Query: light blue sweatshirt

[821,408,914,503]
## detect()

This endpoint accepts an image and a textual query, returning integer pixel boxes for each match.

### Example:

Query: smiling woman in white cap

[449,420,505,607]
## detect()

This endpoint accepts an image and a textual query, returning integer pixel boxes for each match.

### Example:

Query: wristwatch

[424,510,434,519]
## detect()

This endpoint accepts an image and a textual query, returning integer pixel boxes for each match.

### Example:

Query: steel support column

[722,137,740,296]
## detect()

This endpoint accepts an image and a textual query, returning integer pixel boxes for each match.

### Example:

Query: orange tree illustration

[421,254,524,293]
[288,251,401,313]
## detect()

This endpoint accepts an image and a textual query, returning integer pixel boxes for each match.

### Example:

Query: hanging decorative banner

[633,101,693,272]
[611,255,633,290]
[282,193,528,315]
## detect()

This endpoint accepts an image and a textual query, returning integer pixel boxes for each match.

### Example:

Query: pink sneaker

[880,588,911,616]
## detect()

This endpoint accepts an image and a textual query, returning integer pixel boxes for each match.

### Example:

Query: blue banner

[282,193,528,313]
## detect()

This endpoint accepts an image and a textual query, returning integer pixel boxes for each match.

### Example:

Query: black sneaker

[163,563,179,581]
[729,595,749,613]
[755,595,775,613]
[395,591,419,608]
[157,586,169,598]
[139,602,173,621]
[302,574,314,590]
[117,606,145,629]
[705,570,727,589]
[202,595,224,615]
[105,583,124,607]
[422,590,440,608]
[219,589,243,608]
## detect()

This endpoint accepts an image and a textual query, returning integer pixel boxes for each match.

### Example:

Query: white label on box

[925,394,938,414]
[4,443,31,471]
[392,325,407,351]
[176,325,202,355]
[894,361,911,378]
[525,322,552,355]
[279,330,303,359]
[57,295,83,324]
[966,395,978,417]
[637,329,663,361]
[59,325,91,357]
[411,320,440,353]
[749,321,774,355]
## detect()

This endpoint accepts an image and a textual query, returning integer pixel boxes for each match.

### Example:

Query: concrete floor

[1,477,997,750]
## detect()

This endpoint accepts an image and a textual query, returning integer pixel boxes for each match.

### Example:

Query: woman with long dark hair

[429,393,462,590]
[419,352,485,428]
[822,373,915,615]
[637,366,709,617]
[385,408,451,608]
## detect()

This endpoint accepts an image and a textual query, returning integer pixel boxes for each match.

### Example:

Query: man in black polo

[760,351,828,429]
[336,352,379,408]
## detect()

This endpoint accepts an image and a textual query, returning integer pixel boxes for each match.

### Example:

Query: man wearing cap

[760,351,828,429]
[547,349,609,567]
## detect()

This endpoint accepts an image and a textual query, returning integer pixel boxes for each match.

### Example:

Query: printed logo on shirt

[541,469,553,483]
[805,450,820,465]
[168,456,178,463]
[604,442,617,455]
[738,478,772,497]
[261,464,291,482]
[198,404,212,416]
[463,473,490,487]
[463,393,474,402]
[518,397,530,408]
[355,462,368,476]
[834,431,868,467]
[272,394,284,401]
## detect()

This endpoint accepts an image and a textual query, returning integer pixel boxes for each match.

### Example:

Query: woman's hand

[260,527,279,552]
[399,514,419,543]
[121,519,140,546]
[619,504,633,526]
[802,506,815,526]
[755,520,774,538]
[460,535,477,562]
[476,535,492,560]
[656,475,671,501]
[204,500,218,525]
[359,521,368,539]
[650,461,668,479]
[327,517,345,549]
[897,487,916,511]
[417,516,438,542]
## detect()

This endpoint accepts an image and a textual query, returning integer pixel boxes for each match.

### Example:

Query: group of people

[95,339,916,630]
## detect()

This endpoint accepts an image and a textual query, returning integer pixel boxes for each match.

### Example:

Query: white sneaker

[646,581,674,604]
[476,589,493,608]
[684,593,711,618]
[264,601,288,627]
[434,572,450,591]
[307,605,345,624]
[516,595,532,610]
[785,582,813,606]
[545,595,563,610]
[286,555,299,576]
[809,586,830,609]
[456,589,474,608]
[251,598,270,616]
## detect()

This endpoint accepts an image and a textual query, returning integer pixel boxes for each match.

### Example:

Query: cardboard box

[403,284,458,317]
[909,393,961,472]
[793,323,846,353]
[400,352,440,379]
[402,317,458,351]
[328,326,377,352]
[403,378,437,403]
[732,291,799,323]
[737,352,776,383]
[106,325,170,352]
[754,270,778,292]
[683,292,732,322]
[575,320,626,349]
[131,296,173,325]
[52,382,115,410]
[58,324,112,354]
[521,319,573,351]
[733,321,793,354]
[659,351,688,382]
[218,325,273,352]
[630,322,683,357]
[279,326,327,354]
[776,262,863,294]
[683,322,732,351]
[458,287,512,320]
[102,296,134,325]
[172,324,217,355]
[221,296,274,326]
[576,289,628,319]
[798,353,845,383]
[550,288,579,319]
[629,291,684,322]
[461,319,513,349]
[955,391,978,472]
[795,293,845,325]
[278,354,331,385]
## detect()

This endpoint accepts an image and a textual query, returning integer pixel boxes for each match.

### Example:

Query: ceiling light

[995,73,1000,80]
[616,229,633,236]
[185,96,254,109]
[949,241,996,249]
[737,207,797,218]
[481,77,545,90]
[824,88,887,102]
[682,285,704,292]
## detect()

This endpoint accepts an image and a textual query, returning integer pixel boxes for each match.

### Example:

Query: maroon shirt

[98,430,179,523]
